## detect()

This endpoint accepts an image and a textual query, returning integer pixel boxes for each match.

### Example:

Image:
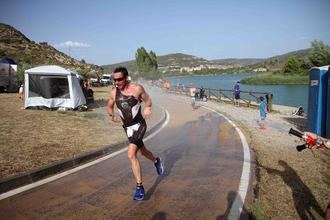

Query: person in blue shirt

[259,96,267,130]
[233,81,240,107]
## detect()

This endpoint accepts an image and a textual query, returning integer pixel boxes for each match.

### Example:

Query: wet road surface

[0,94,252,219]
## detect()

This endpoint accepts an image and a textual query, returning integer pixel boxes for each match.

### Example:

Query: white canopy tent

[24,65,86,109]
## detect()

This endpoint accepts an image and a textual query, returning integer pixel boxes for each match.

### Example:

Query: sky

[1,0,330,66]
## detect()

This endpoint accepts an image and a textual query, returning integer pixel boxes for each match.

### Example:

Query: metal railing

[167,85,273,111]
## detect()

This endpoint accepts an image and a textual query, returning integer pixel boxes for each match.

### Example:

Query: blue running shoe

[133,185,145,201]
[155,157,164,176]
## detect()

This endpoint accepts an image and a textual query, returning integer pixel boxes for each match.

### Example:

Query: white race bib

[126,123,140,138]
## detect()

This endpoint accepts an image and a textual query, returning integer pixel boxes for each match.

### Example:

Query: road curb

[0,106,167,195]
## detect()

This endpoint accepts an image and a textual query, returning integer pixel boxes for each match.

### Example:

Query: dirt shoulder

[0,86,163,180]
[170,93,329,220]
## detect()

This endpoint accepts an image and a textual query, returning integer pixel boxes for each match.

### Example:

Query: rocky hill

[0,23,101,77]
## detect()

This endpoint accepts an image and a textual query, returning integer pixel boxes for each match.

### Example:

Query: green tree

[135,47,159,79]
[309,40,330,67]
[149,50,158,69]
[135,47,148,72]
[283,57,302,75]
[77,67,88,78]
[301,59,312,70]
[16,63,32,84]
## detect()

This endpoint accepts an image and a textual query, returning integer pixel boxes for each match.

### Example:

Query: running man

[107,66,164,201]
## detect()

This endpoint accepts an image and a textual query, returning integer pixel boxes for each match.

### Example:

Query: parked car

[90,78,99,83]
[101,74,112,85]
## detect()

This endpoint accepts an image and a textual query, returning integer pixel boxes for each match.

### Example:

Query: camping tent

[24,65,86,109]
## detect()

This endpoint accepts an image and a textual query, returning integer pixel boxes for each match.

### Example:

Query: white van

[101,74,112,85]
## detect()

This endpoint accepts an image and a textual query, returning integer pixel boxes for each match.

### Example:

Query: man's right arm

[107,89,116,122]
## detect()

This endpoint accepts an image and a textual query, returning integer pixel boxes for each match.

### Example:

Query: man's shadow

[261,160,325,220]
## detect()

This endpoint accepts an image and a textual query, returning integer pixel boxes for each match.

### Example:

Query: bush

[249,202,265,220]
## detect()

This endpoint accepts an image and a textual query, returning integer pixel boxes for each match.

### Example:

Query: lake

[165,73,309,110]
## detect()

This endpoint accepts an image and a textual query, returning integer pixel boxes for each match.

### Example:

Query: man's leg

[140,147,164,176]
[127,143,142,184]
[128,143,146,201]
[259,118,266,130]
[140,146,156,162]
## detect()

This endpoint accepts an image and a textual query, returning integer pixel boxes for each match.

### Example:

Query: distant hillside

[0,23,101,77]
[212,49,311,66]
[211,58,264,65]
[102,48,312,74]
[102,60,138,74]
[102,53,232,74]
[265,48,311,62]
[156,53,210,67]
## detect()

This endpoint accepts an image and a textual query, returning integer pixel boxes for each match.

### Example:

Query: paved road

[0,94,252,219]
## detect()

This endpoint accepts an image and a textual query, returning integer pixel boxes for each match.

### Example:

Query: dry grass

[214,103,330,220]
[0,86,161,179]
[250,126,330,220]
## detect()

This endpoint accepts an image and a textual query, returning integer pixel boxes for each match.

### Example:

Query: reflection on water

[166,74,308,110]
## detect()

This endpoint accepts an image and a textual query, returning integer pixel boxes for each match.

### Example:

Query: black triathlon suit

[115,87,146,149]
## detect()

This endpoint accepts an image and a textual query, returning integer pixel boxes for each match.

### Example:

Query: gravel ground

[166,91,329,220]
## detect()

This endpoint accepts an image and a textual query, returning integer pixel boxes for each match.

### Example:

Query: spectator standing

[200,86,206,101]
[18,84,24,100]
[233,81,241,107]
[259,96,267,130]
[190,84,197,110]
[163,80,171,90]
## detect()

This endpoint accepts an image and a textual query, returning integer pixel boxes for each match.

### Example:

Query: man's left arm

[139,85,152,117]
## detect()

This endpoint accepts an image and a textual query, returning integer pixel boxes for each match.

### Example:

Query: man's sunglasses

[113,77,125,82]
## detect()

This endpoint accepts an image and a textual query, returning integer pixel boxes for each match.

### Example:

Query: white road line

[145,109,170,141]
[0,109,170,201]
[201,106,251,220]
